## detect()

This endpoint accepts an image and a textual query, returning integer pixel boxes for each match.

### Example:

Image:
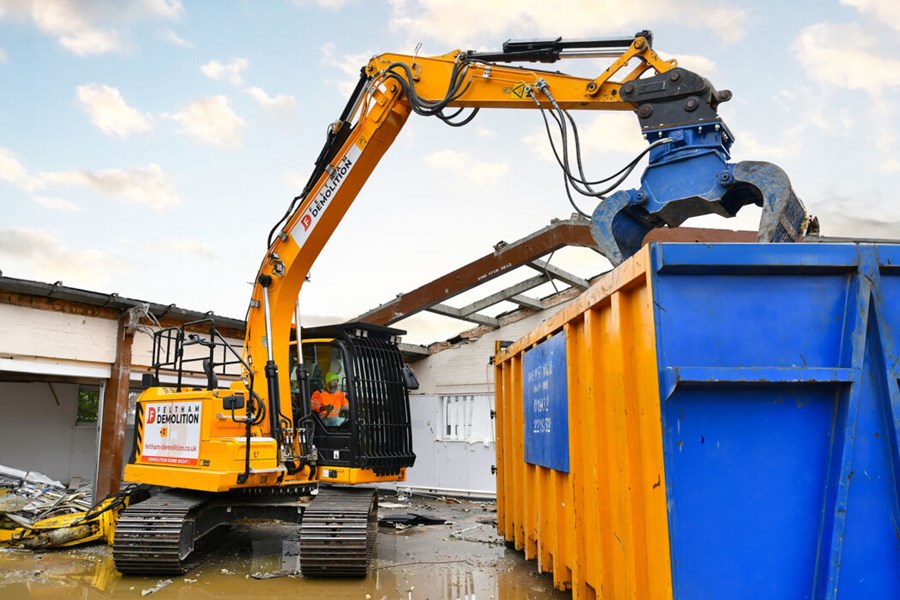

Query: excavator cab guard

[295,323,416,482]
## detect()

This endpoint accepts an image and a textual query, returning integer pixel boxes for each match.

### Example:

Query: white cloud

[31,1,121,55]
[0,0,183,56]
[160,28,192,48]
[791,21,900,166]
[774,86,850,131]
[0,147,44,192]
[424,149,508,184]
[523,112,647,164]
[292,0,351,9]
[161,240,214,260]
[42,164,180,210]
[246,86,297,111]
[142,0,184,20]
[387,0,749,47]
[672,54,717,77]
[32,196,81,211]
[730,130,801,161]
[0,227,123,286]
[0,48,7,63]
[76,83,153,137]
[880,158,900,172]
[201,58,249,85]
[284,172,309,191]
[581,113,651,154]
[166,96,245,147]
[842,0,900,33]
[792,23,900,93]
[321,42,373,97]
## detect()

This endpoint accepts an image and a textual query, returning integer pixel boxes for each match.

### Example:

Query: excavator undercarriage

[112,486,376,576]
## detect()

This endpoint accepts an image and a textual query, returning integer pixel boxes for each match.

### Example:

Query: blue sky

[2,1,899,344]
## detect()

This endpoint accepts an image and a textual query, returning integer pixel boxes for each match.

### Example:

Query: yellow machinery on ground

[114,31,809,577]
[1,489,138,550]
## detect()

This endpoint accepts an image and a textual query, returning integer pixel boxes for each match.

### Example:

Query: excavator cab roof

[300,321,407,343]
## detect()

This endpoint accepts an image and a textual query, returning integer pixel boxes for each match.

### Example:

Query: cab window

[302,340,349,429]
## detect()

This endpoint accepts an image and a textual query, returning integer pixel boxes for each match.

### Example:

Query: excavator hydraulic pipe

[259,274,283,460]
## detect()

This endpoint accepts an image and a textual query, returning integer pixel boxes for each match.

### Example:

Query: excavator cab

[290,322,416,485]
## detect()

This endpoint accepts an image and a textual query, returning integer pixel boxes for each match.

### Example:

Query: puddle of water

[0,497,570,599]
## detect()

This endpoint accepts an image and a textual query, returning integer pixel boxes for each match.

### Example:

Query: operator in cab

[311,371,349,426]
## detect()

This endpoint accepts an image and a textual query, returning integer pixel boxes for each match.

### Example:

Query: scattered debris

[448,523,505,546]
[248,570,294,579]
[378,490,410,510]
[141,579,173,596]
[449,524,482,538]
[0,465,92,533]
[0,464,141,550]
[378,513,446,528]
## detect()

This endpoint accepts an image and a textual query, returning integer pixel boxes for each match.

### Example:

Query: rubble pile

[0,465,92,531]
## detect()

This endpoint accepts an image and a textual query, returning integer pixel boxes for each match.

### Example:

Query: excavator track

[299,487,378,578]
[113,486,376,577]
[113,490,210,574]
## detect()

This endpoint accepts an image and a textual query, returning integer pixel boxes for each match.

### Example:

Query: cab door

[300,339,352,467]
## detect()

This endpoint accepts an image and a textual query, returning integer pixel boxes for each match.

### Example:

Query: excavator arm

[243,31,812,472]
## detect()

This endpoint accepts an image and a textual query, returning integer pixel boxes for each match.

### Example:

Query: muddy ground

[0,494,570,599]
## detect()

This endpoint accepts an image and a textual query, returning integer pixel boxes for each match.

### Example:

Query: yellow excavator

[113,31,810,577]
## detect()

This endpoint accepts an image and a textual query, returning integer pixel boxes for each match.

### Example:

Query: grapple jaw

[590,137,812,265]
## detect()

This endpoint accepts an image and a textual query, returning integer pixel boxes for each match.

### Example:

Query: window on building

[76,386,142,425]
[77,387,100,423]
[127,390,141,421]
[441,394,495,443]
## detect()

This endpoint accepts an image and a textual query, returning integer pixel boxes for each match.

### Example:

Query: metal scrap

[141,579,173,596]
[0,464,92,533]
[379,513,446,528]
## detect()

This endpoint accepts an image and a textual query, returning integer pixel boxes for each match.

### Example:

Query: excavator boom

[243,32,810,437]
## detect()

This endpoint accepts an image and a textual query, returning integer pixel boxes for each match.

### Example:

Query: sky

[2,0,899,345]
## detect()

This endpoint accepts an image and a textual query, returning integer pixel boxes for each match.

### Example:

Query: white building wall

[0,304,117,364]
[0,382,94,483]
[403,303,570,497]
[0,303,243,373]
[131,330,244,373]
[404,394,496,497]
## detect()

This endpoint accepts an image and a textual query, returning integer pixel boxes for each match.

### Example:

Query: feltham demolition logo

[300,153,355,232]
[146,405,200,425]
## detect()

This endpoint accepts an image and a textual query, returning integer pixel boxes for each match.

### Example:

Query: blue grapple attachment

[590,67,814,265]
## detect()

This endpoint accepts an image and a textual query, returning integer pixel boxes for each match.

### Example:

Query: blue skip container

[495,242,900,599]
